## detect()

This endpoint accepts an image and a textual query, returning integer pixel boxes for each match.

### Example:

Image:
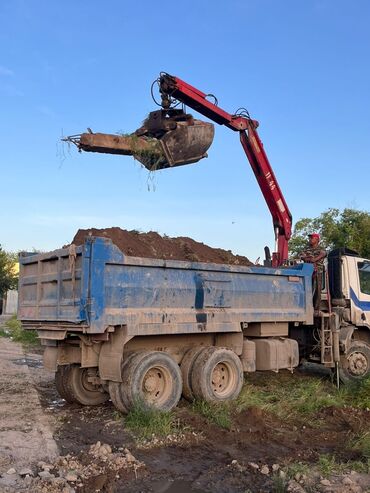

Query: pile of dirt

[72,227,252,266]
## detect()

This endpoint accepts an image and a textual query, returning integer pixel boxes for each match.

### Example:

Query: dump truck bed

[18,237,314,335]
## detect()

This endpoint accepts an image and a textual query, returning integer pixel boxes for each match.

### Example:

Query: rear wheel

[180,347,205,401]
[191,347,243,402]
[339,341,370,383]
[120,351,182,412]
[65,365,109,406]
[109,353,139,413]
[55,365,77,403]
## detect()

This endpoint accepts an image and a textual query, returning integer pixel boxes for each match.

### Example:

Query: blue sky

[1,0,369,260]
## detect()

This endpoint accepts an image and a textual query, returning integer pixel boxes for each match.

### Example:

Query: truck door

[348,257,370,328]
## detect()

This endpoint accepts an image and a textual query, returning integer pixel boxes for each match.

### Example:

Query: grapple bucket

[160,120,214,167]
[134,119,214,171]
[63,112,215,171]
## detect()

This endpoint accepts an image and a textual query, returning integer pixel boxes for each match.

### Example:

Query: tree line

[1,208,369,299]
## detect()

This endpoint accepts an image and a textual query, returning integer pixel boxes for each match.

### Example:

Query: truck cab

[343,254,370,329]
[325,248,370,380]
[328,248,370,329]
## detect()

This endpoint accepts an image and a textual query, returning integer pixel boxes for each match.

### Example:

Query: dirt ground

[0,337,369,493]
[72,227,252,266]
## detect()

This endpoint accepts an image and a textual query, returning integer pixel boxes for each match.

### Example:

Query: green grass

[0,315,39,347]
[342,377,370,409]
[319,453,370,475]
[271,474,287,493]
[318,454,338,476]
[318,453,370,476]
[351,432,370,460]
[191,399,231,429]
[235,372,370,420]
[285,461,310,479]
[124,401,176,439]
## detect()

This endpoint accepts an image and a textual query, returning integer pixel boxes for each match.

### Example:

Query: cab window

[358,262,370,295]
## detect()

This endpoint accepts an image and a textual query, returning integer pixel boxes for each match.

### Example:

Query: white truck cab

[326,248,370,381]
[343,255,370,329]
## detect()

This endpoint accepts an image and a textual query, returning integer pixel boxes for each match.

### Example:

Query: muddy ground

[72,227,252,266]
[0,337,369,493]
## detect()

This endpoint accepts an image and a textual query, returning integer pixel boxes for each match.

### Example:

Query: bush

[124,401,175,439]
[192,399,231,429]
[0,315,38,346]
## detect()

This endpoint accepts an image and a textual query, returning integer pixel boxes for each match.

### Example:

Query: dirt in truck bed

[72,227,253,266]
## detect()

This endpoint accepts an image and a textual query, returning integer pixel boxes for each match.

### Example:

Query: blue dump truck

[18,236,370,412]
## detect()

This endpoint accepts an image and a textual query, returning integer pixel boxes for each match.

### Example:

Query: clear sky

[1,0,369,260]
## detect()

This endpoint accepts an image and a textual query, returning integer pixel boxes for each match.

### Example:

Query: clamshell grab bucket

[64,118,214,171]
[159,120,214,168]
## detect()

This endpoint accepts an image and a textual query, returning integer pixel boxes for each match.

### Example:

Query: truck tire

[191,347,243,402]
[55,365,77,403]
[120,351,183,412]
[180,347,205,401]
[339,341,370,383]
[65,365,109,406]
[109,353,139,413]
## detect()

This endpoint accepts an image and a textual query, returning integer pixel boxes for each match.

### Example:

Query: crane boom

[158,73,292,267]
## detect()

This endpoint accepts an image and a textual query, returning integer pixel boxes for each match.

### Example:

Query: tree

[0,246,18,299]
[289,208,370,258]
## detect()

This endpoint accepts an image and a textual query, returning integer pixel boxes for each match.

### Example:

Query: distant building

[0,262,19,317]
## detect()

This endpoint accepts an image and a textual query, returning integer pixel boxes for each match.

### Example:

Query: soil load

[72,227,252,266]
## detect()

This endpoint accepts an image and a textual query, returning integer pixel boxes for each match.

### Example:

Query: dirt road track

[0,338,58,491]
[0,337,369,493]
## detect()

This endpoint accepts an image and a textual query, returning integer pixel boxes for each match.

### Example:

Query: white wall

[3,290,18,315]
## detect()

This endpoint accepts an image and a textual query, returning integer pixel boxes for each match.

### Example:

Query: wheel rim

[211,361,236,397]
[141,365,172,406]
[347,351,369,377]
[79,369,100,393]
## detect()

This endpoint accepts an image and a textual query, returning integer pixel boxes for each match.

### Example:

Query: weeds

[271,474,286,493]
[124,401,176,439]
[318,454,338,476]
[351,431,370,459]
[342,377,370,409]
[318,453,370,476]
[0,315,38,347]
[285,461,310,479]
[236,372,362,420]
[191,399,231,429]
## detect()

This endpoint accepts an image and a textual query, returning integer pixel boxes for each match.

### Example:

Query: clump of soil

[72,227,252,266]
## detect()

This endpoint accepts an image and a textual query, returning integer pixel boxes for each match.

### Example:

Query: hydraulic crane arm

[63,72,292,267]
[158,73,292,267]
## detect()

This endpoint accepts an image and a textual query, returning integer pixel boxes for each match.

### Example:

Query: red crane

[157,73,292,267]
[64,72,292,267]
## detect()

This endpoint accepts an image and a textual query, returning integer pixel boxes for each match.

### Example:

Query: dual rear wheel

[109,351,182,412]
[55,364,108,405]
[181,346,243,403]
[107,347,243,412]
[55,346,244,412]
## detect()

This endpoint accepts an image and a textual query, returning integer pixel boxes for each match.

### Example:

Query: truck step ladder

[320,313,334,367]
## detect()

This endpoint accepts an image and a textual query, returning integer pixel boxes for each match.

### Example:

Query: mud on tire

[339,341,370,383]
[180,346,205,402]
[191,347,243,402]
[119,351,182,412]
[64,365,109,406]
[109,352,141,413]
[55,365,77,403]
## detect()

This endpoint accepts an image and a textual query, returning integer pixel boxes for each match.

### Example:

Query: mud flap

[98,326,133,382]
[43,346,58,372]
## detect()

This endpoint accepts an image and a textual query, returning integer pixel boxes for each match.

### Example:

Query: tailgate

[18,244,89,326]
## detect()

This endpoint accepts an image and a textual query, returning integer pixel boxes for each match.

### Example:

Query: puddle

[47,398,66,410]
[12,357,43,368]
